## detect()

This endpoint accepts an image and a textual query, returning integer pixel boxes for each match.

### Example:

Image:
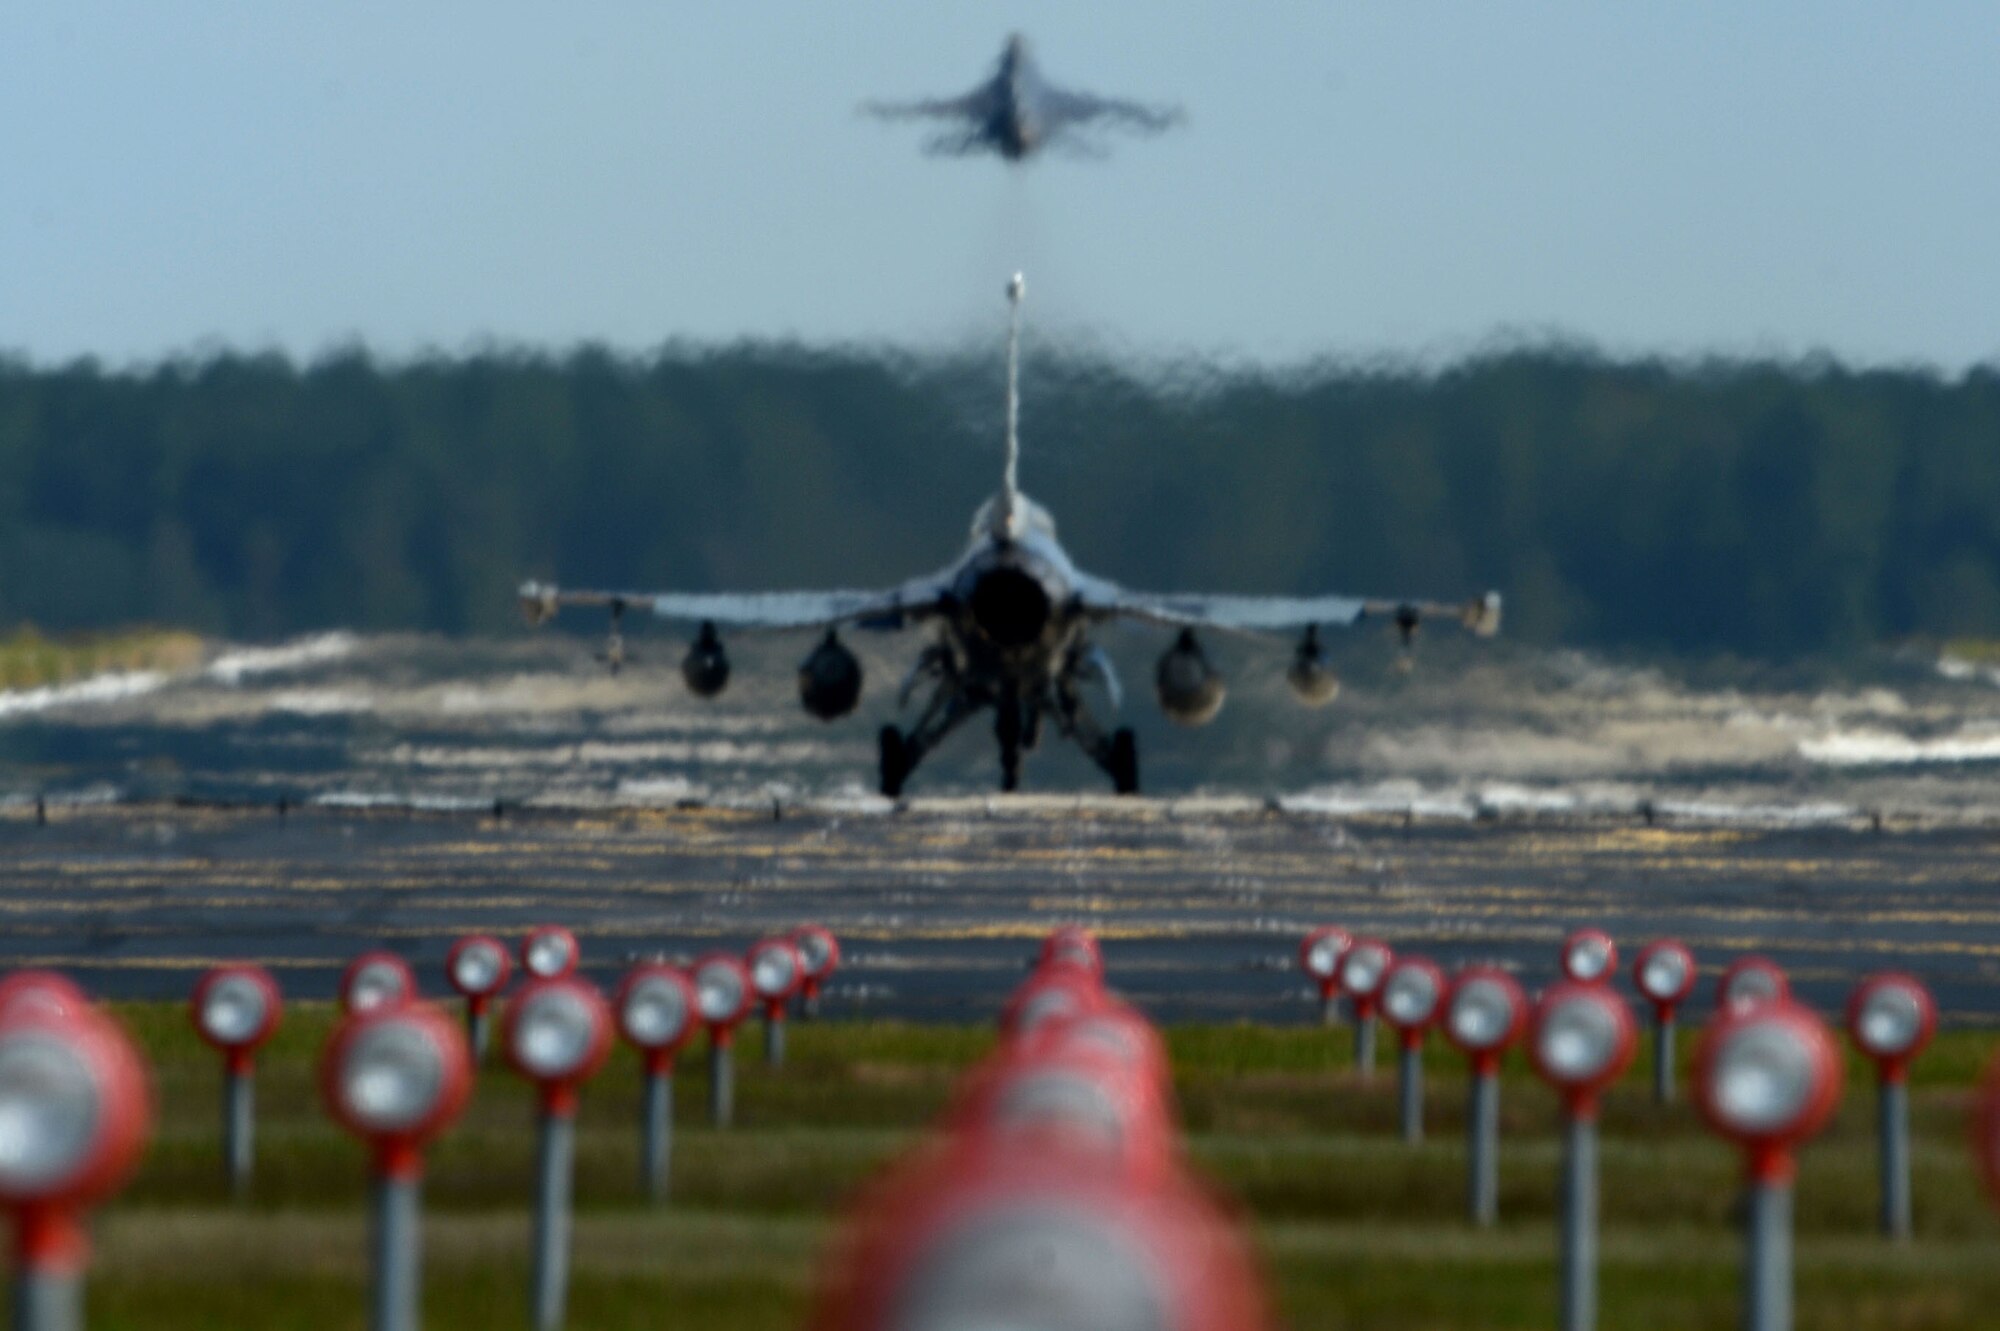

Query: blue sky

[3,4,1997,369]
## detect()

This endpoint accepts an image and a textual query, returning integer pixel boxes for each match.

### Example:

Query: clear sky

[4,4,1997,370]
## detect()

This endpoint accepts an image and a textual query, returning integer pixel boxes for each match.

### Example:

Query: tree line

[1,343,1996,657]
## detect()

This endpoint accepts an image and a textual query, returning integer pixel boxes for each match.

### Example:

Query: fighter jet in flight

[862,33,1183,161]
[519,275,1501,797]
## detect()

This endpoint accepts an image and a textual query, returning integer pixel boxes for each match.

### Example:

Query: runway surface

[5,799,1997,1023]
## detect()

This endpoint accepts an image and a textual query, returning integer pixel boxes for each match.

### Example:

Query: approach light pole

[321,1001,472,1331]
[747,938,806,1068]
[1631,939,1697,1104]
[1529,982,1637,1331]
[444,935,511,1059]
[1298,926,1352,1028]
[790,925,841,1020]
[189,965,282,1198]
[0,1000,150,1331]
[504,976,613,1331]
[1380,957,1445,1144]
[1336,938,1393,1081]
[691,954,754,1128]
[615,964,697,1201]
[1845,972,1936,1239]
[1695,1000,1842,1331]
[1445,965,1528,1226]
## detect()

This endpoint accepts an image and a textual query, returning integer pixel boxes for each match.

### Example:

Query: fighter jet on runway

[519,275,1501,796]
[862,33,1183,161]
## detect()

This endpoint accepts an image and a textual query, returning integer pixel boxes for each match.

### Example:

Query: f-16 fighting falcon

[861,33,1183,161]
[519,275,1501,797]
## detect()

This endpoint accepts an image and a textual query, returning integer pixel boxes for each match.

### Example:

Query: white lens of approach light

[339,1021,443,1133]
[1858,985,1924,1056]
[1060,1017,1144,1066]
[695,964,745,1025]
[350,962,409,1013]
[1712,1023,1814,1134]
[453,943,503,993]
[514,988,596,1078]
[1342,945,1388,994]
[622,975,690,1047]
[1640,950,1689,1000]
[1567,936,1612,980]
[897,1206,1167,1331]
[201,974,268,1045]
[1539,996,1619,1081]
[1449,979,1514,1050]
[1017,987,1086,1036]
[1383,968,1440,1026]
[0,1032,100,1191]
[526,933,575,979]
[1724,968,1782,1011]
[795,932,831,973]
[1305,935,1345,978]
[993,1072,1126,1154]
[751,947,798,998]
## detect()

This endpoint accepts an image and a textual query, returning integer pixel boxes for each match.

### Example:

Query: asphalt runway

[4,798,1997,1024]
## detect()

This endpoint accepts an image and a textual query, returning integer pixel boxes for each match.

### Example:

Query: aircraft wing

[858,87,997,123]
[518,574,953,633]
[1073,577,1503,638]
[1038,87,1184,134]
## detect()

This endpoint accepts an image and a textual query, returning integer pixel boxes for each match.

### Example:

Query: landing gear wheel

[879,726,910,799]
[1109,728,1139,795]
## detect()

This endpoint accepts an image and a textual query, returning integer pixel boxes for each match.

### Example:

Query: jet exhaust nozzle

[682,621,731,698]
[1156,628,1226,726]
[800,630,863,721]
[1287,628,1340,707]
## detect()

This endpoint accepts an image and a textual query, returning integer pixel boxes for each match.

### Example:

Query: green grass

[55,1007,2000,1328]
[0,626,204,690]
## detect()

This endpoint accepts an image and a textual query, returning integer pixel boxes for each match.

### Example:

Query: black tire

[1109,728,1139,795]
[879,726,910,798]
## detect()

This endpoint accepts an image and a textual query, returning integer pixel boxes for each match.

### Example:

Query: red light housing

[1694,999,1842,1181]
[320,1001,472,1177]
[339,951,416,1016]
[1560,928,1618,985]
[1528,980,1637,1116]
[1844,972,1936,1081]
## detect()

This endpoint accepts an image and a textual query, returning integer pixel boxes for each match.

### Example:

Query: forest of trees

[1,343,1997,658]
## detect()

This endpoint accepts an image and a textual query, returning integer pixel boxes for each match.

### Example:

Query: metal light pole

[748,938,806,1069]
[1298,926,1352,1029]
[615,964,696,1201]
[322,1003,472,1331]
[692,954,754,1129]
[0,995,151,1331]
[1337,938,1394,1082]
[1529,982,1636,1331]
[1845,972,1935,1239]
[1380,957,1445,1144]
[190,965,283,1198]
[1444,966,1527,1226]
[1694,1000,1843,1331]
[1631,940,1696,1105]
[504,977,613,1331]
[444,935,512,1060]
[791,925,841,1021]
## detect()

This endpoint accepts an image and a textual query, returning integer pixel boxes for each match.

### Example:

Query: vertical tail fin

[1000,272,1025,538]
